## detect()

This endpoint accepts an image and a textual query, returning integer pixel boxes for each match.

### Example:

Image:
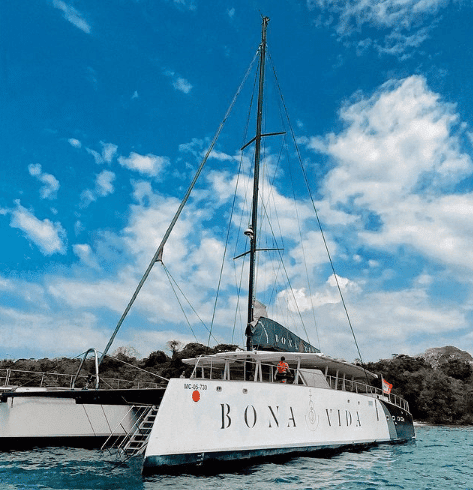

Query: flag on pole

[382,378,393,394]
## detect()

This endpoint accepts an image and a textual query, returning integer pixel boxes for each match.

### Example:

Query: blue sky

[2,0,473,362]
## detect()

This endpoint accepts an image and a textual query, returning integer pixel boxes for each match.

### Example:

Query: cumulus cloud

[318,76,469,203]
[277,274,360,313]
[118,152,170,177]
[10,201,66,255]
[51,0,91,34]
[309,75,473,272]
[28,164,60,200]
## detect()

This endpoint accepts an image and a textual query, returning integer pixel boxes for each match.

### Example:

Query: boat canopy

[182,350,376,380]
[250,317,320,353]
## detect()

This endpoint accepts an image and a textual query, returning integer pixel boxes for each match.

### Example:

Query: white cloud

[179,138,206,158]
[73,243,100,269]
[51,0,91,34]
[309,75,473,274]
[164,70,193,94]
[28,163,60,200]
[68,138,81,148]
[277,274,360,313]
[86,142,118,164]
[8,71,473,360]
[80,170,115,207]
[0,306,107,357]
[96,170,115,196]
[118,152,170,177]
[86,148,102,164]
[10,201,66,255]
[307,0,450,56]
[101,142,118,163]
[0,275,13,291]
[308,0,448,31]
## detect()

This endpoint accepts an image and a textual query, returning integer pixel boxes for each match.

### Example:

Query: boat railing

[189,356,410,413]
[325,374,410,412]
[0,368,161,390]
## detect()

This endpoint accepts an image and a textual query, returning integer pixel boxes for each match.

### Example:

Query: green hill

[1,343,472,425]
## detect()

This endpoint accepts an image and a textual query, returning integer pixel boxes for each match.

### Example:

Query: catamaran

[105,16,413,472]
[0,16,414,464]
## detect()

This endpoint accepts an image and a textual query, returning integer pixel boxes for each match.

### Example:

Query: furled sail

[249,317,320,353]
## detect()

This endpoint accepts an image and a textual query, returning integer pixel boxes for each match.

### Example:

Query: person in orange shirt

[277,356,290,383]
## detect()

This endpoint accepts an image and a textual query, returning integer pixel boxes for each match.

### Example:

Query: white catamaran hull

[143,378,414,471]
[0,388,165,449]
[0,397,134,448]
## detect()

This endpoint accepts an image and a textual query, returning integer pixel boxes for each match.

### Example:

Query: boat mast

[246,16,269,351]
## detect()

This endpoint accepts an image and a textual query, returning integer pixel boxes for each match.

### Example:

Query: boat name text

[220,404,296,429]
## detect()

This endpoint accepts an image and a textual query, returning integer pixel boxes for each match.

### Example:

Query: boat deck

[183,350,410,413]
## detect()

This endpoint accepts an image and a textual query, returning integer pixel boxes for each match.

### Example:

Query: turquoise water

[0,426,472,489]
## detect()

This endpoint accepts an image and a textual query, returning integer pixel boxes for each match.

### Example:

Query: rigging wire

[98,48,260,362]
[258,195,312,344]
[161,262,221,345]
[264,63,321,348]
[285,140,322,350]
[268,51,366,367]
[208,53,259,348]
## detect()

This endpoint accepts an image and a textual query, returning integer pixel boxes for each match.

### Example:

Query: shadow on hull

[142,437,416,476]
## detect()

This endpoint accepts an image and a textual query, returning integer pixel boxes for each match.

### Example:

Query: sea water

[0,426,471,490]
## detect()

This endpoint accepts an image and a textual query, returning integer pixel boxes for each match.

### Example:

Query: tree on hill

[440,358,473,381]
[166,340,183,358]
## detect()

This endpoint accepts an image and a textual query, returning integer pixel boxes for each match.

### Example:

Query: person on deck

[277,356,290,383]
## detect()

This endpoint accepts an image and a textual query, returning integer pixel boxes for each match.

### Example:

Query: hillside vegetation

[363,346,473,425]
[1,344,472,425]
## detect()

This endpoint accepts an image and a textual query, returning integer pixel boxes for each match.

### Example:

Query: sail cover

[250,317,320,353]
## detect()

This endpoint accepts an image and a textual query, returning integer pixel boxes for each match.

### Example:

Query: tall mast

[246,16,269,351]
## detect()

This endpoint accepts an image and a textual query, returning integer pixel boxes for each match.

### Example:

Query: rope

[161,263,220,345]
[101,404,113,434]
[82,405,97,437]
[268,52,366,367]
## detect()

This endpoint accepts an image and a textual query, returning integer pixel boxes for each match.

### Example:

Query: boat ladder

[101,404,158,460]
[121,405,158,456]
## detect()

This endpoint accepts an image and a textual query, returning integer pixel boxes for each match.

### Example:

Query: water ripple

[0,427,472,489]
